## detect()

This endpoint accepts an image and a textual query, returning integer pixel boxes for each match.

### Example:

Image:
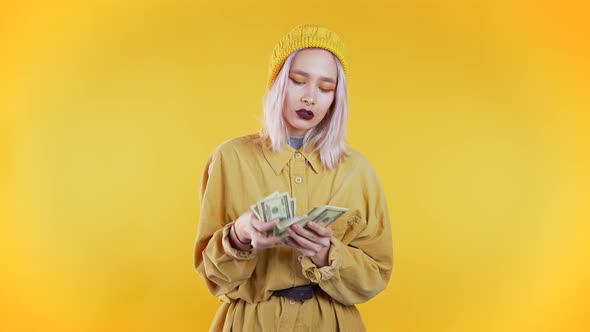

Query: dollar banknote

[251,191,280,219]
[304,205,348,227]
[275,205,348,236]
[260,193,293,229]
[250,192,348,240]
[250,192,295,236]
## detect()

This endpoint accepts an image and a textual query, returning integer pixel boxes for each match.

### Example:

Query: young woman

[194,24,393,331]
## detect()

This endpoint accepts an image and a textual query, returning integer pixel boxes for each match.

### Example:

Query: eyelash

[290,78,333,93]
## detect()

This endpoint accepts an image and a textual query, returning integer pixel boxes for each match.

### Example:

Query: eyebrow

[290,70,337,84]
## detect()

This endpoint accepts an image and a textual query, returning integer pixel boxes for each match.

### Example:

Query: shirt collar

[261,137,323,175]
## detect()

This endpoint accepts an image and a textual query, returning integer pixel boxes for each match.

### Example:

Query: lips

[296,109,314,120]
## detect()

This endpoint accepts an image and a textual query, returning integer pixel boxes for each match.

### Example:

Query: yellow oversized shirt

[194,133,393,332]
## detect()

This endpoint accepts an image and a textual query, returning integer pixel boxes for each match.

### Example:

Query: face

[282,48,338,136]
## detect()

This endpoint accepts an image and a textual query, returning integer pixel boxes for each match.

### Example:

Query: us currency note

[260,193,293,222]
[305,205,348,227]
[249,191,348,240]
[251,191,280,220]
[274,205,349,238]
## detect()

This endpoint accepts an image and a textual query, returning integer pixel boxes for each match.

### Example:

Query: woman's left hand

[284,221,333,267]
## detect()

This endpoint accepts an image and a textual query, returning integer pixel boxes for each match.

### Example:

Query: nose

[301,86,316,105]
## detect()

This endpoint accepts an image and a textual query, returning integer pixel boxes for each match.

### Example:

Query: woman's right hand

[231,210,282,250]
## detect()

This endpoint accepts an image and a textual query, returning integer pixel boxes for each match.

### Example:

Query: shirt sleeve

[194,147,259,298]
[299,161,394,305]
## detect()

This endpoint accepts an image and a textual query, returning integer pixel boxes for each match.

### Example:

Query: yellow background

[2,0,589,331]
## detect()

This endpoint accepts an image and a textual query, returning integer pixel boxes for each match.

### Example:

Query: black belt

[272,285,318,301]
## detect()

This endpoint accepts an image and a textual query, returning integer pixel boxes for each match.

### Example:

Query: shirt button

[295,153,302,159]
[289,299,296,304]
[295,176,302,184]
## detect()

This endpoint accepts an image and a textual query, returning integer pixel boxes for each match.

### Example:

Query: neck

[286,126,308,137]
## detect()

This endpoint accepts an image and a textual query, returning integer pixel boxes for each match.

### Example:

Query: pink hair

[258,48,349,170]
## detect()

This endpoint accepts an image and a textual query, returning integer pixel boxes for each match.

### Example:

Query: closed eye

[291,78,333,93]
[290,78,304,85]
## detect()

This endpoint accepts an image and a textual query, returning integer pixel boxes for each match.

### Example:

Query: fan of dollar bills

[250,191,348,239]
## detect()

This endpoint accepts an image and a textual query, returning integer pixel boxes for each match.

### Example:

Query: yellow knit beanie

[267,24,350,90]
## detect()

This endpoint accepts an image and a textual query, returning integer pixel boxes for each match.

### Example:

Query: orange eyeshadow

[290,74,305,82]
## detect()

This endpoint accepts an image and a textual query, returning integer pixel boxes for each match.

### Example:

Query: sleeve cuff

[299,238,343,282]
[221,224,257,260]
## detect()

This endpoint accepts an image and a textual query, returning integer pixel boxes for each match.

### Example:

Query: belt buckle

[273,285,315,301]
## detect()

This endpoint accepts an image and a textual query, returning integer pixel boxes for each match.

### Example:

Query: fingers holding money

[250,218,281,249]
[290,221,333,242]
[284,237,318,257]
[306,221,333,238]
[246,191,347,253]
[285,222,331,256]
[252,217,279,233]
[233,211,282,250]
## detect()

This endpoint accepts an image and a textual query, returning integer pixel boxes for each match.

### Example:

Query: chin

[287,121,307,131]
[294,124,315,132]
